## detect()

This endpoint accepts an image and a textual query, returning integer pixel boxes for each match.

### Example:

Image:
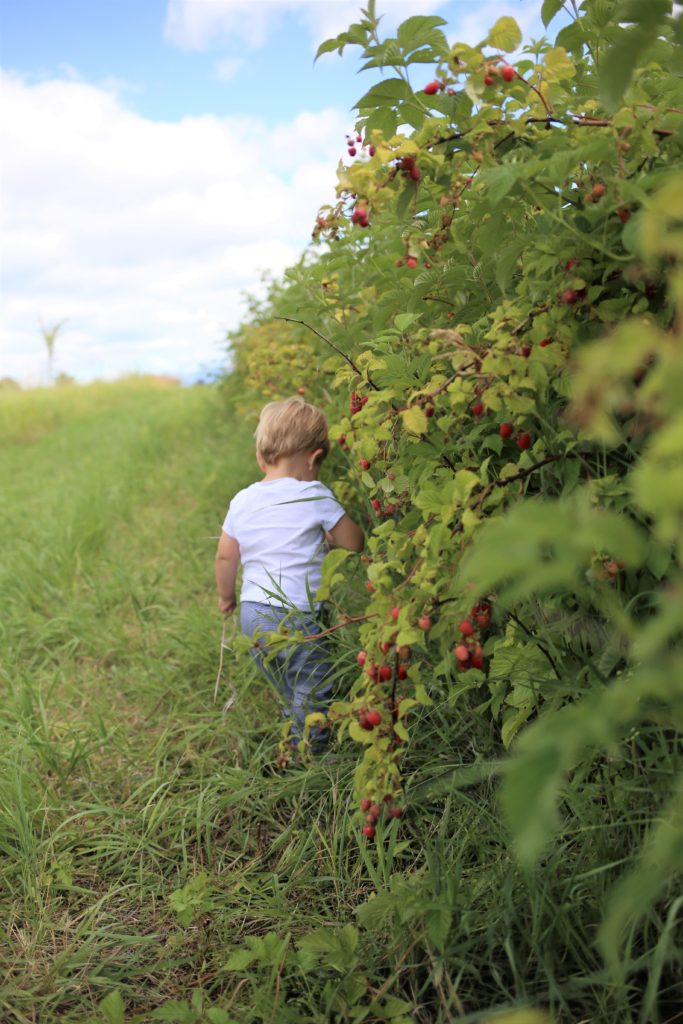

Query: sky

[1,0,556,385]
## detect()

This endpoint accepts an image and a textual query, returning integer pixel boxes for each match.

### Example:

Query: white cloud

[164,0,543,55]
[164,0,453,52]
[0,70,349,383]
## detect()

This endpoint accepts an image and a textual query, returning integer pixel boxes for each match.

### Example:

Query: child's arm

[215,532,240,615]
[325,514,364,553]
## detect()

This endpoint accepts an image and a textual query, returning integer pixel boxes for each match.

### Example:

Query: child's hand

[219,596,236,616]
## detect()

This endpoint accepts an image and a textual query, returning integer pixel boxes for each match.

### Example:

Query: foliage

[223,0,683,1012]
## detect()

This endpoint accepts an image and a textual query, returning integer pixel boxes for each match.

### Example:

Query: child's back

[215,397,363,752]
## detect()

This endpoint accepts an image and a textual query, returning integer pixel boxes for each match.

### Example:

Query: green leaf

[225,947,258,971]
[487,16,522,52]
[315,36,346,61]
[396,16,448,59]
[150,1000,191,1023]
[483,165,518,206]
[599,26,656,111]
[355,78,413,110]
[99,991,125,1024]
[541,0,564,27]
[394,312,421,332]
[207,1010,238,1024]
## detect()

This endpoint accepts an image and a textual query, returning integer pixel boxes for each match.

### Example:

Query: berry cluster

[358,651,408,682]
[351,204,369,228]
[584,181,606,204]
[360,795,403,838]
[345,132,376,160]
[453,601,492,672]
[345,131,362,158]
[499,421,532,450]
[483,63,516,86]
[349,390,369,415]
[397,154,421,182]
[370,496,397,518]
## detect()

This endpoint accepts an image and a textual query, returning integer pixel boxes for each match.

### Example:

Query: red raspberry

[499,422,513,439]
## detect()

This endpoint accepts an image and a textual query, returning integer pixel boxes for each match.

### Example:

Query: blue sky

[0,0,556,384]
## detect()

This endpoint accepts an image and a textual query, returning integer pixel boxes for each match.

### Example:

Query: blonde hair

[255,397,330,465]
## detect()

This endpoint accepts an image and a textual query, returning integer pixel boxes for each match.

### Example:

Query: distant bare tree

[38,317,68,383]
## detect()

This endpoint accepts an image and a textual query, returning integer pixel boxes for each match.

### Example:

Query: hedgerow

[224,0,683,1006]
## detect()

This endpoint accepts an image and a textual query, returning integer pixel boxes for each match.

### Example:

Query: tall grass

[1,381,679,1023]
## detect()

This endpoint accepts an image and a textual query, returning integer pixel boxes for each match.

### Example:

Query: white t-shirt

[222,477,346,609]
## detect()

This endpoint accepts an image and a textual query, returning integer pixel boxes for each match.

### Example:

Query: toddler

[215,397,364,749]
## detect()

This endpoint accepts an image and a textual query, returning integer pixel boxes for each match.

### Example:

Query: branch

[275,316,377,387]
[477,454,562,509]
[507,611,561,679]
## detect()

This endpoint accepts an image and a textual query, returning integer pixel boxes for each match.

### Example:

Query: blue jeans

[239,601,333,747]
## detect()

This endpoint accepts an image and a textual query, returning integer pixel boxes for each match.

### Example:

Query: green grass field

[1,381,679,1024]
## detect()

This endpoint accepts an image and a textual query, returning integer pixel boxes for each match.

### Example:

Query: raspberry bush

[225,0,683,978]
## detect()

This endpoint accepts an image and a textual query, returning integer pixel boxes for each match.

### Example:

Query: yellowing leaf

[487,16,522,52]
[542,46,575,81]
[402,405,429,435]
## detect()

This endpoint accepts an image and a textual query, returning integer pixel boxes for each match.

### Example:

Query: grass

[1,380,680,1024]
